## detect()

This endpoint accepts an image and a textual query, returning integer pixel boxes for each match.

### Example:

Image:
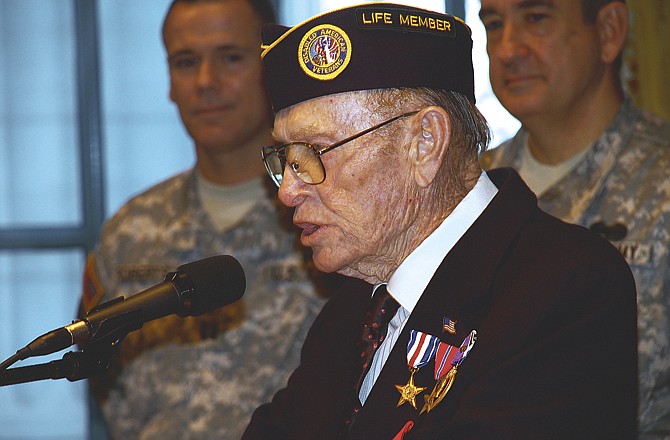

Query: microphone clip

[81,296,146,348]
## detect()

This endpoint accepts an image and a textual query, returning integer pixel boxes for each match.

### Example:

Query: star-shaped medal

[395,367,426,409]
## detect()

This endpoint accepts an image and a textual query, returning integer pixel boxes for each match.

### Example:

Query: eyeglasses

[262,111,419,187]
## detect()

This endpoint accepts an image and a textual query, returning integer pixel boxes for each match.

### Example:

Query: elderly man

[243,3,637,439]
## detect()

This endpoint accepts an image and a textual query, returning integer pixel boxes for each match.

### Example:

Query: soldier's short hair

[161,0,277,44]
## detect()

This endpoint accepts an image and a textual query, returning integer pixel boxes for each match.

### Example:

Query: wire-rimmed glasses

[262,111,419,187]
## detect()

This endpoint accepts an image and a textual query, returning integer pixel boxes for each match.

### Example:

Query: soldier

[79,1,327,438]
[478,0,670,436]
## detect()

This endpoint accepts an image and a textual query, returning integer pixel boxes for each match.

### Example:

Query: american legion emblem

[298,24,351,80]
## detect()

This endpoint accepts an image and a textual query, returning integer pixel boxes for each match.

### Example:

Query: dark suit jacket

[243,168,638,439]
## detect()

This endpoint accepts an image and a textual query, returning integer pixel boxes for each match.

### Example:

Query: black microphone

[13,255,245,363]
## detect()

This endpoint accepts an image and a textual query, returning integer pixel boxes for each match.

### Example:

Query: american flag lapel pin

[443,317,457,334]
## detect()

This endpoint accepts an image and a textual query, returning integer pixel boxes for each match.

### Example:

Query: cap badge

[298,24,351,81]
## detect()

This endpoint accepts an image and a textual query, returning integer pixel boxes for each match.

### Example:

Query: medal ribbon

[434,343,458,380]
[434,329,477,379]
[453,330,477,365]
[407,330,440,370]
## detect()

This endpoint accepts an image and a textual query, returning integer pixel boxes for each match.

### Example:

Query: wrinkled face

[273,93,417,280]
[164,0,270,153]
[480,0,603,120]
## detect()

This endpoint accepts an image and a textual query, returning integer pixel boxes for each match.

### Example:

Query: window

[0,1,88,438]
[0,1,189,439]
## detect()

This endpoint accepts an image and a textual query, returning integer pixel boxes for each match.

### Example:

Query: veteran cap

[260,3,475,112]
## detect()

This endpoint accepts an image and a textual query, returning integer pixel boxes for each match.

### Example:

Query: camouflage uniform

[480,98,670,439]
[82,169,328,440]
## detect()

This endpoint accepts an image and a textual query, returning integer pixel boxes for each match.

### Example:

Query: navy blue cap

[261,3,475,112]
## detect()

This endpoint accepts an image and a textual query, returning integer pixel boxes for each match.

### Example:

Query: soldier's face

[164,0,271,154]
[480,0,604,121]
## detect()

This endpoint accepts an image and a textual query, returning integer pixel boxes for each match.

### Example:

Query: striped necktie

[343,284,400,431]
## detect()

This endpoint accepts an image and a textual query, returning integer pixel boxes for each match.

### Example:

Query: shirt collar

[387,171,498,312]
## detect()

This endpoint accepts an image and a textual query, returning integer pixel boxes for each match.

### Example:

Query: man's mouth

[194,104,232,115]
[297,222,321,237]
[504,74,541,88]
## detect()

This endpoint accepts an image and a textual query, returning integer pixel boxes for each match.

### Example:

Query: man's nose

[492,24,530,65]
[196,59,219,89]
[278,165,308,208]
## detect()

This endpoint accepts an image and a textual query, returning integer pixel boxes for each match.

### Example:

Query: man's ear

[596,1,628,64]
[410,106,451,188]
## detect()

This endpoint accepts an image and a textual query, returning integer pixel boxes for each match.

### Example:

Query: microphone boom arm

[0,318,137,386]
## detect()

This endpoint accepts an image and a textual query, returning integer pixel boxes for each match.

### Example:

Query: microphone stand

[0,321,135,387]
[0,349,112,386]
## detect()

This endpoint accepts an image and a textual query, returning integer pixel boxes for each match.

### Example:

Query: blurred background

[0,0,667,438]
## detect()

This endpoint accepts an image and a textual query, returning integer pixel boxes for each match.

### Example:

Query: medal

[395,367,426,409]
[396,330,439,409]
[421,330,477,414]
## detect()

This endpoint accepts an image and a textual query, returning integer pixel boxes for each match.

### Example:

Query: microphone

[12,255,245,363]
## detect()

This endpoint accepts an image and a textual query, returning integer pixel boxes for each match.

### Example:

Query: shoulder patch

[81,254,105,313]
